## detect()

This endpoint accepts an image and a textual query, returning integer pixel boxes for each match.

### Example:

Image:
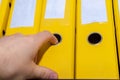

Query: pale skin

[0,31,58,80]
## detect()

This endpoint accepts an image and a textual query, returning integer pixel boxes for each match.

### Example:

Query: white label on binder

[10,0,36,28]
[45,0,66,18]
[81,0,107,24]
[118,0,120,12]
[0,0,2,4]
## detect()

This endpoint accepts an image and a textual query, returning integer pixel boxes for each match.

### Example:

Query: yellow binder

[0,0,11,37]
[76,0,119,79]
[38,0,75,79]
[6,0,42,35]
[113,0,120,65]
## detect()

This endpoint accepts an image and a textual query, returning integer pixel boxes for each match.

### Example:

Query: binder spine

[76,0,119,79]
[38,0,75,79]
[6,0,42,35]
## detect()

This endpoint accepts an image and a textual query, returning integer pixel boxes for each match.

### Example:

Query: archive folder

[38,0,75,79]
[113,0,120,64]
[6,0,42,35]
[0,0,11,36]
[76,0,119,79]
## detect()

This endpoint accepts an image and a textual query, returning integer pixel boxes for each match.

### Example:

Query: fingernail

[55,40,58,44]
[49,73,58,79]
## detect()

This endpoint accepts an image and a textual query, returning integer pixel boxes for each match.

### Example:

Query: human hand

[0,31,58,80]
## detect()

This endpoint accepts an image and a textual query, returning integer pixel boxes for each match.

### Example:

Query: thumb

[28,64,58,79]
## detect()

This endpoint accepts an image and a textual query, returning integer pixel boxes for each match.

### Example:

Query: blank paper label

[10,0,36,28]
[81,0,107,24]
[0,0,2,4]
[118,0,120,13]
[45,0,66,18]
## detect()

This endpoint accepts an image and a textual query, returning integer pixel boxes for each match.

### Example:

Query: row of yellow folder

[0,0,120,79]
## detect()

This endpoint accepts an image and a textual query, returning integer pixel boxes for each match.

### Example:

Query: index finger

[28,31,58,59]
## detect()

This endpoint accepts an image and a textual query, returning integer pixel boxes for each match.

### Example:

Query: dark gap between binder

[74,0,77,79]
[9,2,11,8]
[112,0,120,75]
[2,30,5,36]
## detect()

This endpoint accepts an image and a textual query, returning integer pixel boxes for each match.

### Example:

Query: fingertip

[51,35,58,45]
[49,72,58,79]
[29,65,58,79]
[36,31,58,45]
